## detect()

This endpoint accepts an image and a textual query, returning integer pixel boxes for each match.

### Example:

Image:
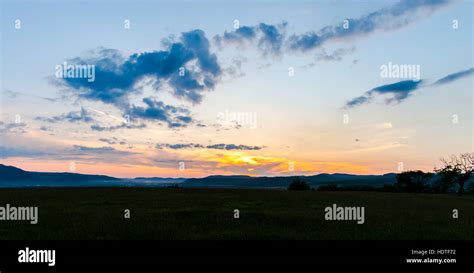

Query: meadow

[0,188,472,240]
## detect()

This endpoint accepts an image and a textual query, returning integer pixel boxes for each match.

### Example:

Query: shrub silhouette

[287,177,310,191]
[395,171,433,193]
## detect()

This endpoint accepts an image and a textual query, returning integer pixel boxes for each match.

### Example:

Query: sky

[0,0,473,178]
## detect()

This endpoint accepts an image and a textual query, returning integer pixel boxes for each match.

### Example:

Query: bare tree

[436,153,474,195]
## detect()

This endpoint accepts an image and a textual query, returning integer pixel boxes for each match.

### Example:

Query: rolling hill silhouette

[0,164,396,188]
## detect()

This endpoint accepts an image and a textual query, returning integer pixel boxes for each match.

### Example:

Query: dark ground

[0,188,472,240]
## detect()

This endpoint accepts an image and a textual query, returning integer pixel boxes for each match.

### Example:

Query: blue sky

[0,0,472,177]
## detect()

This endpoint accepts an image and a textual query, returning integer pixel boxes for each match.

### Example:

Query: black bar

[0,240,472,272]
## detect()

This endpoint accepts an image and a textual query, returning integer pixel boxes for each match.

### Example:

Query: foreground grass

[0,188,472,240]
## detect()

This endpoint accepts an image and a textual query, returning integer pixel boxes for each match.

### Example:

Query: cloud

[257,22,287,56]
[90,123,146,132]
[58,30,221,127]
[155,143,263,150]
[345,80,423,108]
[214,22,287,56]
[72,145,138,156]
[432,67,474,86]
[217,26,257,45]
[213,1,449,58]
[3,89,58,102]
[156,143,204,149]
[224,56,247,78]
[99,138,117,144]
[127,97,192,128]
[315,47,356,62]
[206,144,263,150]
[0,146,49,159]
[0,121,27,134]
[2,89,21,99]
[73,145,115,153]
[288,0,450,52]
[344,66,474,109]
[35,107,94,123]
[39,126,53,132]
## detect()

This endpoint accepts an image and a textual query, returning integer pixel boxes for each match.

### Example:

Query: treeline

[288,153,474,195]
[316,171,474,194]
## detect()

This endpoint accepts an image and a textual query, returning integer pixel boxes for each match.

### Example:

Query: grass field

[0,188,472,240]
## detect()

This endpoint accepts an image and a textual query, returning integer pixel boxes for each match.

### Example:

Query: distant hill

[181,173,397,189]
[132,177,187,183]
[0,164,118,182]
[0,164,32,180]
[0,164,396,188]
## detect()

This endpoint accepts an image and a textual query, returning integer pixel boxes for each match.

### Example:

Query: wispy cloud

[215,22,288,56]
[432,67,474,86]
[344,67,474,109]
[73,145,115,153]
[156,143,204,149]
[345,80,423,108]
[206,144,263,151]
[0,121,27,134]
[35,107,94,123]
[155,143,263,151]
[90,123,146,132]
[0,146,49,159]
[288,0,451,52]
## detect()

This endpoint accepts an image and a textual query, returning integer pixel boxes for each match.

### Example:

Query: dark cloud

[257,23,286,56]
[64,30,221,105]
[35,107,94,123]
[289,0,450,52]
[127,97,192,128]
[432,67,474,86]
[345,94,372,109]
[59,30,221,128]
[288,31,322,52]
[215,26,257,46]
[344,66,473,109]
[345,80,424,108]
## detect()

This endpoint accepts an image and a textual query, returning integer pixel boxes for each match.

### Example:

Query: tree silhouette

[287,177,310,191]
[436,153,474,195]
[395,171,433,193]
